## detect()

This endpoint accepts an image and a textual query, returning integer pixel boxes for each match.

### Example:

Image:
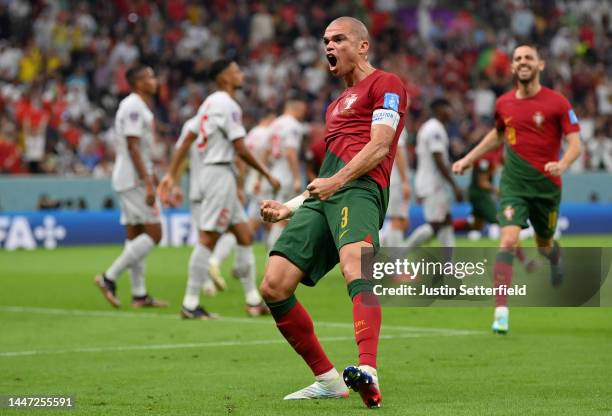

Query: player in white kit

[95,64,167,308]
[261,99,307,249]
[381,128,411,246]
[207,109,277,284]
[159,59,280,319]
[403,98,462,247]
[173,116,226,300]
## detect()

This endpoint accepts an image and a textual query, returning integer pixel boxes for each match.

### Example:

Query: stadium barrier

[1,172,612,211]
[1,203,610,250]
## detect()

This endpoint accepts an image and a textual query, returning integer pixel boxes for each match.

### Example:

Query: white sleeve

[123,103,143,137]
[187,113,201,136]
[176,118,197,149]
[426,126,447,154]
[224,104,246,141]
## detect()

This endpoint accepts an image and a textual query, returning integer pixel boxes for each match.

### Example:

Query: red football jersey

[321,69,408,188]
[494,86,580,186]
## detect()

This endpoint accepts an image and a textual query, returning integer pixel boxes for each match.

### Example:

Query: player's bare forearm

[465,128,503,165]
[560,133,582,168]
[332,124,394,187]
[287,148,301,190]
[395,145,409,183]
[127,136,152,185]
[234,156,247,189]
[167,132,196,181]
[234,138,272,180]
[545,132,582,176]
[433,152,457,188]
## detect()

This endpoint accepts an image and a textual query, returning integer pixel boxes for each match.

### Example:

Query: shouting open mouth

[326,53,338,70]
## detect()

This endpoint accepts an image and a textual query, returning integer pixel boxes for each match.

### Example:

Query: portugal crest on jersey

[503,205,514,221]
[340,93,359,115]
[533,111,545,129]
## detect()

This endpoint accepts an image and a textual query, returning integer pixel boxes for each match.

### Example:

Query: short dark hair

[430,97,451,112]
[513,44,540,59]
[208,58,234,81]
[126,64,149,88]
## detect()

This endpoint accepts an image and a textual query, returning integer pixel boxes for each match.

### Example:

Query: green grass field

[1,236,611,415]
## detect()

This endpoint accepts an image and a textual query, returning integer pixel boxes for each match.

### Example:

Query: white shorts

[118,186,161,225]
[196,165,247,233]
[422,191,451,223]
[387,187,410,219]
[190,200,202,227]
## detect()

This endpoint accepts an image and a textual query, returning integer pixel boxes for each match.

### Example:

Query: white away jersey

[189,91,246,164]
[268,114,303,186]
[112,93,155,192]
[414,118,449,197]
[245,125,271,157]
[176,116,204,201]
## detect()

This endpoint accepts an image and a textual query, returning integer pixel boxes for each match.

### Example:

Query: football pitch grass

[1,236,611,415]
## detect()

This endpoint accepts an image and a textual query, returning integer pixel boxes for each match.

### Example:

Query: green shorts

[468,188,498,224]
[271,185,385,287]
[498,194,560,240]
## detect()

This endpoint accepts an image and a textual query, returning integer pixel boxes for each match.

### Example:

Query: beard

[514,67,538,85]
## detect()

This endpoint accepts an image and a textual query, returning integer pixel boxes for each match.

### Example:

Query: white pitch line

[0,332,476,358]
[0,306,481,335]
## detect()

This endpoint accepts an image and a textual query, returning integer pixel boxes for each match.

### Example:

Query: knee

[500,234,519,250]
[147,227,162,244]
[236,232,253,246]
[260,271,292,301]
[340,254,361,281]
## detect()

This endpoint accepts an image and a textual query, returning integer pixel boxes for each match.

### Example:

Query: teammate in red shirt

[453,45,582,334]
[259,17,408,408]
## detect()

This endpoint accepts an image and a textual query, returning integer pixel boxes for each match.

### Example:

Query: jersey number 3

[341,207,349,228]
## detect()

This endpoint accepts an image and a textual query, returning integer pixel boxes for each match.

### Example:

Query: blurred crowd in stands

[0,0,610,176]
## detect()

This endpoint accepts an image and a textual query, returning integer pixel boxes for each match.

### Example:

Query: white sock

[129,257,147,297]
[210,233,236,266]
[234,245,262,305]
[437,225,455,247]
[266,224,284,251]
[403,223,434,248]
[183,243,211,310]
[105,234,155,280]
[315,368,340,382]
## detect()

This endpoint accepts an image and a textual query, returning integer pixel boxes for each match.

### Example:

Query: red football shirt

[494,86,580,186]
[322,69,408,189]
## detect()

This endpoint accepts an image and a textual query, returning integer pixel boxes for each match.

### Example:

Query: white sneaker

[492,306,509,334]
[283,376,349,400]
[207,259,227,291]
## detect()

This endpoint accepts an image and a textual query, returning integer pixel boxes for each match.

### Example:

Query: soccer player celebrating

[453,45,581,334]
[262,98,307,249]
[158,58,280,319]
[403,98,462,248]
[259,17,408,408]
[95,64,167,308]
